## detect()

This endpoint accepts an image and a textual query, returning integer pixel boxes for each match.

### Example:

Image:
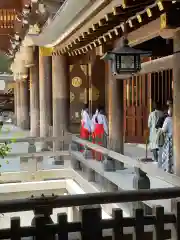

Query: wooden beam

[112,6,124,15]
[122,0,151,9]
[0,27,14,35]
[105,13,114,21]
[139,55,173,75]
[81,32,89,38]
[92,23,99,31]
[58,0,177,54]
[128,18,162,47]
[98,18,106,27]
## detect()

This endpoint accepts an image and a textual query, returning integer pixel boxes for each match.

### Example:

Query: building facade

[8,0,180,174]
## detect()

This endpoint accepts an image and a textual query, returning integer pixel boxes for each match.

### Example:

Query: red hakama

[80,121,90,152]
[91,132,96,159]
[93,123,104,161]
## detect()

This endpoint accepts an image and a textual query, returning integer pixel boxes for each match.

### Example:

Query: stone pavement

[0,124,65,172]
[0,124,153,173]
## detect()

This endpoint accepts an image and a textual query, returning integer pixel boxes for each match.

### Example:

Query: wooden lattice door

[124,74,150,143]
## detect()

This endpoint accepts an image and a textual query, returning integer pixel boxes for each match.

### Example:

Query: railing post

[103,154,116,172]
[132,167,150,214]
[54,130,64,165]
[86,168,95,182]
[80,205,102,240]
[171,199,180,239]
[152,206,165,239]
[70,142,82,170]
[83,145,92,159]
[20,139,38,171]
[31,197,54,239]
[11,217,21,240]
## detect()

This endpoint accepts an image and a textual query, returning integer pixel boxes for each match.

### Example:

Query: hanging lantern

[101,38,151,79]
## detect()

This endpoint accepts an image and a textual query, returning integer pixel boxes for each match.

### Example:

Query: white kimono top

[91,113,109,135]
[81,110,91,133]
[91,109,99,132]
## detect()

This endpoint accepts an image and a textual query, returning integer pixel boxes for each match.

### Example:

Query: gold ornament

[72,77,82,87]
[79,91,85,103]
[70,92,75,103]
[69,65,73,72]
[80,65,87,75]
[89,85,100,101]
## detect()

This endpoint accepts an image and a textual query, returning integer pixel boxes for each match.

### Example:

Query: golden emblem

[70,92,75,103]
[70,65,73,72]
[160,13,166,29]
[89,85,100,101]
[72,77,82,87]
[79,92,85,103]
[80,65,87,75]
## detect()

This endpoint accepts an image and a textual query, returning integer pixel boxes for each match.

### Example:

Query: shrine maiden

[80,104,91,151]
[92,107,108,160]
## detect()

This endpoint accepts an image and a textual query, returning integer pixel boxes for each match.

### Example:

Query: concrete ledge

[71,151,173,212]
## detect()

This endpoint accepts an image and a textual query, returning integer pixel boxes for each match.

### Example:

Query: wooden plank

[139,55,173,75]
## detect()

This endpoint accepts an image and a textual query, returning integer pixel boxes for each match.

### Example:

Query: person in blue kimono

[148,102,163,162]
[161,105,173,173]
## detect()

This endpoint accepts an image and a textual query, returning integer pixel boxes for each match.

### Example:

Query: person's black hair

[153,101,161,111]
[167,99,173,106]
[99,106,105,114]
[83,104,89,110]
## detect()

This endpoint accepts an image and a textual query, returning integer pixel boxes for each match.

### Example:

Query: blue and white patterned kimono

[148,110,164,150]
[161,116,173,173]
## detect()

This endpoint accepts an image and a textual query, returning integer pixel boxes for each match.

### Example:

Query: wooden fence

[0,188,180,239]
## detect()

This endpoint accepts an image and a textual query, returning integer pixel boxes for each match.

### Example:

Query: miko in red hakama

[80,119,90,152]
[93,123,105,161]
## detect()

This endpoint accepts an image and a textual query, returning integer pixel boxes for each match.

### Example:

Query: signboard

[39,47,54,56]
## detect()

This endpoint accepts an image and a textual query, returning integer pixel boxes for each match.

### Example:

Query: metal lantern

[101,38,151,78]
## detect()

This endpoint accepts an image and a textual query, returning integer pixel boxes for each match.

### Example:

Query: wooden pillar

[52,55,69,160]
[16,81,21,127]
[173,30,180,175]
[13,82,17,125]
[30,49,40,137]
[39,53,52,149]
[108,63,124,169]
[19,80,29,129]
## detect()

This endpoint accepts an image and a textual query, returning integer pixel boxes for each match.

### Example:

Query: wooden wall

[68,50,105,132]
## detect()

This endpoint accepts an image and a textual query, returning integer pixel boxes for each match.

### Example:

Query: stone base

[53,156,64,165]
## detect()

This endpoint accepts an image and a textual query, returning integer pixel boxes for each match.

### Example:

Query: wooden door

[69,64,88,131]
[151,69,173,111]
[124,75,149,143]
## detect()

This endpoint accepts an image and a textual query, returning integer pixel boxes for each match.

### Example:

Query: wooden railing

[71,136,180,186]
[0,188,180,239]
[70,136,180,213]
[1,135,72,159]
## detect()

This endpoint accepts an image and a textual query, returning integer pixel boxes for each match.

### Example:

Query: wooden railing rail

[0,187,180,213]
[0,135,72,144]
[0,135,72,163]
[0,189,180,239]
[71,136,180,187]
[7,150,69,158]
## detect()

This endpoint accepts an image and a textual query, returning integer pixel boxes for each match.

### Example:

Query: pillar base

[53,156,64,165]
